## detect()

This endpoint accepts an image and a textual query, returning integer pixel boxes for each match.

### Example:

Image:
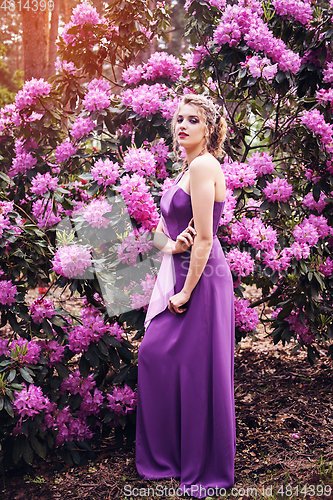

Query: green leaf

[12,436,25,463]
[56,363,69,379]
[42,319,54,340]
[7,369,16,383]
[19,367,34,383]
[79,355,90,378]
[277,302,293,320]
[23,439,34,465]
[30,436,46,460]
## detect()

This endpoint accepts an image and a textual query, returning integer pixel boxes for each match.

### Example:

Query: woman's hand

[174,217,197,254]
[168,290,191,315]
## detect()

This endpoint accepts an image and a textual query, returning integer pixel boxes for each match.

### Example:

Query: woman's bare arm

[181,157,218,296]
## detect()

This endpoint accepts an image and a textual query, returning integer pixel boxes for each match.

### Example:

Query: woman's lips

[178,133,188,138]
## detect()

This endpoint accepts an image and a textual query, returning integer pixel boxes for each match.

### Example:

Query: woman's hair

[171,94,228,165]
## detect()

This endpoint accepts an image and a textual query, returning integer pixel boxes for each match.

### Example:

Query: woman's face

[175,103,206,151]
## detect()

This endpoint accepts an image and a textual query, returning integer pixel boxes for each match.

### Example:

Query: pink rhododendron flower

[241,55,278,81]
[247,152,275,175]
[126,273,157,312]
[10,338,41,364]
[118,173,159,231]
[123,148,156,177]
[30,172,58,195]
[286,310,315,344]
[323,61,333,83]
[263,177,293,202]
[235,297,259,332]
[38,340,65,366]
[219,188,237,225]
[55,59,76,74]
[71,116,95,140]
[30,297,55,323]
[301,109,333,153]
[13,384,49,418]
[15,78,52,110]
[0,279,17,306]
[91,158,120,187]
[272,0,312,25]
[117,227,154,266]
[54,140,78,163]
[303,191,328,213]
[52,245,92,279]
[213,2,301,74]
[226,248,255,277]
[9,138,37,178]
[80,198,112,229]
[32,199,63,229]
[221,161,257,189]
[319,256,333,277]
[106,385,137,416]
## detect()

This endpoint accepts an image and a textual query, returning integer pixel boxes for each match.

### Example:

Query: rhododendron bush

[0,0,333,470]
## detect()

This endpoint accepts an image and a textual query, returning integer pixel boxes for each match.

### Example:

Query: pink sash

[144,214,176,329]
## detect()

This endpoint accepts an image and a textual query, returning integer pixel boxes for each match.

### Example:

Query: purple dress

[135,171,236,498]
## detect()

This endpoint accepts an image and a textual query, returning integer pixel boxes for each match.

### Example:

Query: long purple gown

[135,170,236,498]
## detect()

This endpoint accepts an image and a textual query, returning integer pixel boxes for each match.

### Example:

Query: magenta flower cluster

[106,384,137,416]
[91,158,120,187]
[37,340,65,366]
[241,55,278,81]
[10,338,41,365]
[272,0,312,25]
[81,198,112,229]
[83,78,113,112]
[30,172,58,196]
[9,138,37,178]
[15,78,52,110]
[62,1,106,46]
[234,297,259,332]
[71,116,95,140]
[221,160,257,189]
[30,297,55,323]
[123,148,156,177]
[118,174,159,231]
[32,199,63,229]
[122,83,177,119]
[301,109,333,153]
[117,227,154,267]
[13,384,49,418]
[226,248,255,277]
[213,0,301,74]
[0,278,17,306]
[67,305,112,353]
[0,200,16,239]
[122,52,182,85]
[52,245,92,279]
[263,177,293,202]
[128,273,157,312]
[247,151,275,176]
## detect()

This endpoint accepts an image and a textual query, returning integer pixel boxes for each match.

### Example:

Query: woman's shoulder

[189,153,222,177]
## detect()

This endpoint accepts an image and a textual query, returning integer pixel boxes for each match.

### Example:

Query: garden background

[1,0,333,498]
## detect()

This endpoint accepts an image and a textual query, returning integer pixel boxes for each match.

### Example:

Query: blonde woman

[135,94,236,498]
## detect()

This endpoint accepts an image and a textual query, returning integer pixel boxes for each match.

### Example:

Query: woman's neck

[184,144,207,166]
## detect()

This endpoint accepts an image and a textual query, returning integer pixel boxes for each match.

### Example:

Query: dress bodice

[160,172,225,241]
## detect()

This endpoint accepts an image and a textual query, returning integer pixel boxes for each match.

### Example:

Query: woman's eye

[177,117,183,123]
[190,118,199,124]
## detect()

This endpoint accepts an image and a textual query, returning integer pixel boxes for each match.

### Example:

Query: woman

[135,94,236,498]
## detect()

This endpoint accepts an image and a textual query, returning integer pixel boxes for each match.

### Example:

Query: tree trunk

[21,9,48,81]
[48,0,60,77]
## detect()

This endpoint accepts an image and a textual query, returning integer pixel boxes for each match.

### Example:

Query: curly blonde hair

[171,94,227,169]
